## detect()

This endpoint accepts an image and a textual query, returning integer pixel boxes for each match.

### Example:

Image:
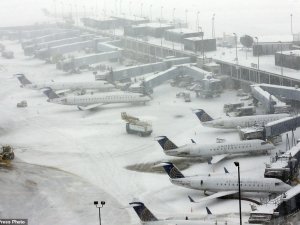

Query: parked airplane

[43,88,151,110]
[194,109,289,129]
[160,162,291,202]
[129,201,236,225]
[156,136,275,164]
[16,74,115,92]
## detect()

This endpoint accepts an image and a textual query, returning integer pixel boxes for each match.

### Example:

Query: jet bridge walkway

[239,115,300,145]
[95,57,191,81]
[28,34,95,57]
[258,83,300,102]
[142,64,210,90]
[36,37,111,59]
[57,51,122,72]
[56,40,124,72]
[249,185,300,224]
[264,142,300,183]
[251,85,289,114]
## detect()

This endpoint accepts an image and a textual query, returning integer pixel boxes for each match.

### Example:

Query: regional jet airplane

[160,162,291,202]
[16,74,115,92]
[129,201,237,225]
[194,109,289,129]
[43,88,151,110]
[156,136,275,164]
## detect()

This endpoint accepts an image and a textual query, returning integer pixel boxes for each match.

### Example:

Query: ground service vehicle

[121,112,152,137]
[0,145,14,164]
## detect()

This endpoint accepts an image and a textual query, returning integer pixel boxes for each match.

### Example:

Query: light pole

[140,3,143,17]
[234,162,242,225]
[196,11,200,32]
[233,33,238,64]
[53,0,57,19]
[83,5,86,18]
[60,1,64,18]
[279,41,283,85]
[160,6,163,21]
[185,9,188,28]
[75,3,79,26]
[69,4,73,20]
[199,26,204,65]
[129,1,132,16]
[290,13,293,35]
[212,13,215,38]
[149,4,152,21]
[254,37,260,70]
[94,201,105,225]
[173,8,176,25]
[255,37,260,83]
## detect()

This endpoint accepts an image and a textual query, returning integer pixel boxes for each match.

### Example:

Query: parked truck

[0,145,14,165]
[121,112,152,137]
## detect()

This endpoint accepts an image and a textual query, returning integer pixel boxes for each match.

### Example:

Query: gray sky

[0,0,299,37]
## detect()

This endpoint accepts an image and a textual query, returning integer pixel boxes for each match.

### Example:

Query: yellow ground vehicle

[121,112,152,137]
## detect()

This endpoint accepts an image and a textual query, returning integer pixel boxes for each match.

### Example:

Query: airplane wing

[210,154,228,164]
[189,191,238,203]
[77,103,106,110]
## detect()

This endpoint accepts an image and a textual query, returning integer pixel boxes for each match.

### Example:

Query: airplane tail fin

[194,109,213,122]
[161,162,185,179]
[16,74,31,86]
[224,167,229,174]
[206,207,212,215]
[129,202,158,222]
[156,136,178,151]
[188,195,196,203]
[43,88,60,99]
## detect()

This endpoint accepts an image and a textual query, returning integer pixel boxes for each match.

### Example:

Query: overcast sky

[0,0,299,37]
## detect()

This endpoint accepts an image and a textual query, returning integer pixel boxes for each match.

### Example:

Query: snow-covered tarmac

[0,40,295,224]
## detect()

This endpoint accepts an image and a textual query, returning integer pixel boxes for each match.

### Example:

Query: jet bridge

[21,29,77,49]
[56,40,123,72]
[26,35,95,57]
[142,64,209,90]
[36,37,111,59]
[264,142,300,183]
[251,85,289,114]
[31,30,81,44]
[239,115,300,144]
[249,185,300,224]
[258,83,300,102]
[264,115,300,138]
[20,28,65,40]
[37,40,95,59]
[57,51,122,72]
[98,57,191,82]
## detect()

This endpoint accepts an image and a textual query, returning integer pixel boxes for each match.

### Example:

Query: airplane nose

[285,184,292,191]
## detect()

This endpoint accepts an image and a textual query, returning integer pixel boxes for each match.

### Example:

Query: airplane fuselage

[165,140,274,157]
[202,114,289,129]
[48,92,151,106]
[170,176,291,194]
[23,81,115,92]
